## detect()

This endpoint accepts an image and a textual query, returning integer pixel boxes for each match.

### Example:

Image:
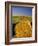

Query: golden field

[12,16,32,38]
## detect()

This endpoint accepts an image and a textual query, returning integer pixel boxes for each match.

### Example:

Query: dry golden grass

[15,20,32,38]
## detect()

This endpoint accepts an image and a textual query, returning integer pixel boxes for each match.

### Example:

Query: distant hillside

[12,16,32,24]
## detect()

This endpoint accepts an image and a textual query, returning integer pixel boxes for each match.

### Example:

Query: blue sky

[11,6,32,16]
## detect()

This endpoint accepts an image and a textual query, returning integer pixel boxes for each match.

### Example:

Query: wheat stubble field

[12,16,32,38]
